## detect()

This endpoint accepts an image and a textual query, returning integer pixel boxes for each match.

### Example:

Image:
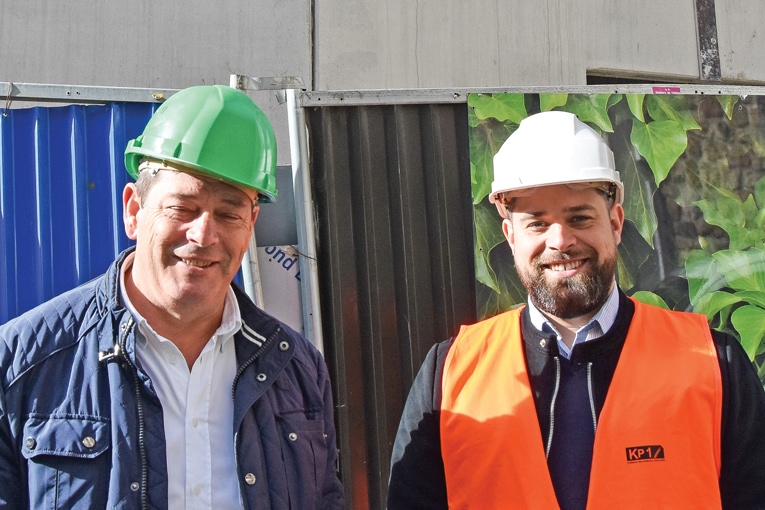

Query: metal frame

[299,83,765,107]
[230,74,326,353]
[1,82,176,107]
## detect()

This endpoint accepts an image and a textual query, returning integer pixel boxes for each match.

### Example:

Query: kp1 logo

[625,445,664,463]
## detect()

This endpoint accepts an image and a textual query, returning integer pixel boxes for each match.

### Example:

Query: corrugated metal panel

[0,102,157,324]
[307,104,477,509]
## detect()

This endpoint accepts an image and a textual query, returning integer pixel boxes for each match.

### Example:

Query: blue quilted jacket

[0,248,345,509]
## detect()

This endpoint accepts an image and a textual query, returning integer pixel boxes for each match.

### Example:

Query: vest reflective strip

[440,301,722,509]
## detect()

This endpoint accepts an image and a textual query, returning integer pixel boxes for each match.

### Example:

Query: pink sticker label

[652,87,682,94]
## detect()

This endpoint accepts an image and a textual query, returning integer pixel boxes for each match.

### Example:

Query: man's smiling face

[503,184,624,320]
[124,167,258,319]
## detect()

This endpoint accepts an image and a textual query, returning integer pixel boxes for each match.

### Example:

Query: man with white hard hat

[388,111,765,509]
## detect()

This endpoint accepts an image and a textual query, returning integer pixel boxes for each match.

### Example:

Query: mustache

[533,250,592,266]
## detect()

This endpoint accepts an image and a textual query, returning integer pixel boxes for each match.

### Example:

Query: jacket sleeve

[0,385,22,509]
[387,339,452,510]
[714,330,765,508]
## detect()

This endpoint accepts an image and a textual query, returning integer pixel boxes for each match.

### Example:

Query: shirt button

[169,355,178,365]
[193,485,201,496]
[288,432,298,441]
[257,373,267,382]
[539,339,547,348]
[82,436,96,448]
[192,418,199,428]
[244,473,257,485]
[25,437,36,450]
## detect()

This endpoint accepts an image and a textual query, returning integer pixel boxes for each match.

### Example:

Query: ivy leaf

[716,95,738,121]
[469,119,514,204]
[560,95,614,132]
[735,290,765,309]
[731,305,765,359]
[476,246,527,320]
[631,291,669,309]
[755,175,765,209]
[607,94,623,110]
[712,249,765,293]
[630,120,688,187]
[685,249,726,305]
[692,291,742,320]
[645,95,701,131]
[473,200,507,291]
[613,128,658,247]
[611,98,635,127]
[694,191,746,245]
[540,94,568,112]
[468,93,527,123]
[467,101,482,128]
[626,94,646,123]
[617,219,654,288]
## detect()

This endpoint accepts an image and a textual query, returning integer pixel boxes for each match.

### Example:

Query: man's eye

[166,206,195,219]
[218,211,247,222]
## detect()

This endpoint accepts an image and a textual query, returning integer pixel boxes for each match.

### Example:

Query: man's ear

[502,217,515,256]
[610,203,625,246]
[123,183,140,240]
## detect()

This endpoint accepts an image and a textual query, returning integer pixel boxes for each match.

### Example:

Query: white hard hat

[490,111,623,215]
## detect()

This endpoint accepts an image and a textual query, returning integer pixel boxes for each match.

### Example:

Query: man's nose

[546,223,577,252]
[186,212,219,247]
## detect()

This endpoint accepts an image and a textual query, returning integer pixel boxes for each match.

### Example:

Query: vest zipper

[545,356,561,458]
[587,362,597,433]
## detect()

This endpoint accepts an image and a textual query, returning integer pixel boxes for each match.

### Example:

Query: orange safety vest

[440,299,722,509]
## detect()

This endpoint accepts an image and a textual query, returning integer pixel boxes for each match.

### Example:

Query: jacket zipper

[587,362,597,434]
[545,356,561,458]
[117,318,149,510]
[230,326,280,399]
[230,325,281,505]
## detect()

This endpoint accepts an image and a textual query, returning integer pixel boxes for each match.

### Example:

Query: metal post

[230,74,266,308]
[287,88,325,354]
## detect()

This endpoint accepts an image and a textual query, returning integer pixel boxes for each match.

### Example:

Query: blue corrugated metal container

[0,102,157,324]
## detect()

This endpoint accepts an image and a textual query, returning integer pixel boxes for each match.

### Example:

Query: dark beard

[518,251,616,319]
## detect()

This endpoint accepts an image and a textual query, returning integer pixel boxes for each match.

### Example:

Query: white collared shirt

[527,285,619,359]
[120,257,245,509]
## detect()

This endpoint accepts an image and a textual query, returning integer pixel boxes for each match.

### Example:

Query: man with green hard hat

[0,85,345,509]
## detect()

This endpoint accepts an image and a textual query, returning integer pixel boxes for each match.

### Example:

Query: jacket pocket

[22,414,110,508]
[277,414,328,509]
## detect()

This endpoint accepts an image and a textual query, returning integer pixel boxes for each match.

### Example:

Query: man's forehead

[156,166,258,203]
[515,202,599,218]
[510,185,606,214]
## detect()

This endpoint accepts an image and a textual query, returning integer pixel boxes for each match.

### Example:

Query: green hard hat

[125,84,278,202]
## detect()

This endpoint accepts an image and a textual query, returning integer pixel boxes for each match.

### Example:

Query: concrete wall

[315,0,763,89]
[5,1,763,93]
